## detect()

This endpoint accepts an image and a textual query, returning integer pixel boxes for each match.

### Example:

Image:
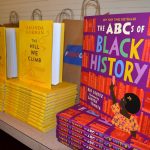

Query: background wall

[0,0,149,24]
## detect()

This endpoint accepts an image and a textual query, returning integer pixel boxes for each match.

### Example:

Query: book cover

[19,20,53,88]
[80,12,150,138]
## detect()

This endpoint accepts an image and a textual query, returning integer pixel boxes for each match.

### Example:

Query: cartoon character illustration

[110,76,141,137]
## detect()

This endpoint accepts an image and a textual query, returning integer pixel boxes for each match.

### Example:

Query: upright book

[19,20,53,88]
[80,13,150,137]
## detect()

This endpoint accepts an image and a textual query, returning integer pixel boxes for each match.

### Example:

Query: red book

[89,122,109,133]
[146,69,150,88]
[145,40,150,62]
[117,82,125,100]
[136,88,144,104]
[131,86,137,95]
[125,84,130,93]
[96,75,102,91]
[101,76,105,93]
[91,35,95,52]
[73,113,96,126]
[141,114,149,134]
[131,139,150,150]
[91,72,97,89]
[82,52,89,68]
[102,97,107,113]
[106,99,111,116]
[145,118,150,136]
[106,77,111,95]
[138,112,144,132]
[81,71,89,85]
[84,19,88,32]
[142,39,149,62]
[110,128,130,142]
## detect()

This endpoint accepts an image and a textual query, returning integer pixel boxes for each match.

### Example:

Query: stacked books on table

[57,104,150,150]
[57,12,150,149]
[0,79,5,112]
[4,79,77,132]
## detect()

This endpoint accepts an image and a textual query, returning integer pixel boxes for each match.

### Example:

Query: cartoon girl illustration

[110,77,141,137]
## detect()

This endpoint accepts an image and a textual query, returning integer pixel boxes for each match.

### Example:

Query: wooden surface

[0,112,71,150]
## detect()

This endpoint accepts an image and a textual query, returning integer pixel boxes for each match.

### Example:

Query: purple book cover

[80,12,150,143]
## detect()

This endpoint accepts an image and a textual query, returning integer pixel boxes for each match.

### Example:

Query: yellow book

[0,27,7,80]
[6,79,77,97]
[19,20,53,88]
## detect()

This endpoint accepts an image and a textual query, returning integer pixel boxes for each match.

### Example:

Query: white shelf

[0,112,71,150]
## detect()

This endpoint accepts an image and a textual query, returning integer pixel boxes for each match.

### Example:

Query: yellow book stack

[4,79,77,132]
[4,20,77,132]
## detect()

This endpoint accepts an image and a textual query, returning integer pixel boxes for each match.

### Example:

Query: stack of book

[4,79,77,132]
[57,104,150,150]
[57,12,150,149]
[0,79,5,112]
[3,20,77,132]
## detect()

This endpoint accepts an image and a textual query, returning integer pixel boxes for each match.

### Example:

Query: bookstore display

[0,10,149,150]
[57,12,150,150]
[0,20,77,132]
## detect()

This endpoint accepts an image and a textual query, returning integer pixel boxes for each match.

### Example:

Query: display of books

[57,12,150,150]
[4,79,77,132]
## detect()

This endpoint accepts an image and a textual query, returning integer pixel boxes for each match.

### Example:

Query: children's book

[80,13,150,138]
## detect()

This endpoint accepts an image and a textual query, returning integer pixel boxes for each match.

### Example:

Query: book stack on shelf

[4,20,77,132]
[5,79,77,132]
[57,104,150,150]
[57,12,150,149]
